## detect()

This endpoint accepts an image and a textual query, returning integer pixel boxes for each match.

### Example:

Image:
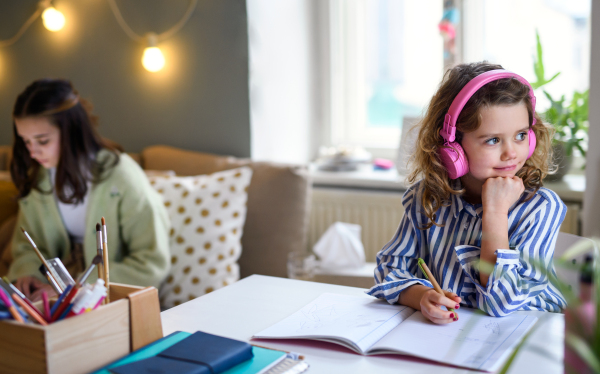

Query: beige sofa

[0,145,311,280]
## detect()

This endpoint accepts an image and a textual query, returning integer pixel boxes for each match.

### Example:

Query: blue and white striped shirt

[367,180,567,317]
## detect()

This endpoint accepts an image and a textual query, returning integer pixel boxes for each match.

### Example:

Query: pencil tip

[96,223,101,231]
[101,217,106,225]
[20,227,25,233]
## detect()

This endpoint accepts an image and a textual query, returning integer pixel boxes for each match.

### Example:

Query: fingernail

[450,313,454,318]
[455,304,460,309]
[454,317,458,321]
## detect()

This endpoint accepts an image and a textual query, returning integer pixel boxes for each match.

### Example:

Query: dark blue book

[109,356,209,374]
[157,331,254,373]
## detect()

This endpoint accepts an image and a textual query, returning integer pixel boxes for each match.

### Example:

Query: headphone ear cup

[439,142,469,179]
[527,128,536,159]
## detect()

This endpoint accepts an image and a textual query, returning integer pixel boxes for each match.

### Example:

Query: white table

[161,275,564,374]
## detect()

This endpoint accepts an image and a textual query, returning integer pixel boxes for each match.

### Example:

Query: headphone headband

[440,69,537,143]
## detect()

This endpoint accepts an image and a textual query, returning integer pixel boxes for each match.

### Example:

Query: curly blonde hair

[407,62,556,229]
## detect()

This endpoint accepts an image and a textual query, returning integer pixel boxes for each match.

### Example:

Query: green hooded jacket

[7,150,171,288]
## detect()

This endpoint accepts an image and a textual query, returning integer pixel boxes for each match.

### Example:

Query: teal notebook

[92,331,286,374]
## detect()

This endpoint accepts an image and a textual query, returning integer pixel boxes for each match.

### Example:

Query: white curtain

[246,0,323,164]
[583,0,600,237]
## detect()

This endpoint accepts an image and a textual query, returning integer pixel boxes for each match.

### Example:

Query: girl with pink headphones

[367,62,566,323]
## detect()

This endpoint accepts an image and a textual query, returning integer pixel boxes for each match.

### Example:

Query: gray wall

[0,0,250,157]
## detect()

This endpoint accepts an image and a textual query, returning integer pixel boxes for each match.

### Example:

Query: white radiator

[308,188,405,262]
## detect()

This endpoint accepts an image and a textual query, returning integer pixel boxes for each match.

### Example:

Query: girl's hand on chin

[481,176,524,215]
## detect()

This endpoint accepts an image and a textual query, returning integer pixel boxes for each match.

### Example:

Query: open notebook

[253,293,538,372]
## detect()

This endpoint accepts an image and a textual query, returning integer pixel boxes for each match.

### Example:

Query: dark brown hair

[408,62,555,229]
[11,79,119,203]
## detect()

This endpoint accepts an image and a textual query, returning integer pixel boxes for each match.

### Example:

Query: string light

[41,5,65,32]
[142,33,166,72]
[108,0,197,72]
[0,1,194,75]
[0,0,65,48]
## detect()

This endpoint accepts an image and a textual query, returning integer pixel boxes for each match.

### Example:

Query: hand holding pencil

[417,258,461,324]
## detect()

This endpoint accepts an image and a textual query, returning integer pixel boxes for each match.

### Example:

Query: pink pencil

[42,291,51,322]
[0,288,24,323]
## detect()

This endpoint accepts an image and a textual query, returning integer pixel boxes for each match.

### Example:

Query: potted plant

[531,31,589,181]
[479,239,599,374]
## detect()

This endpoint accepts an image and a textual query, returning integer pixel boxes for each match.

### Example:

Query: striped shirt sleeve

[367,186,433,304]
[455,189,567,316]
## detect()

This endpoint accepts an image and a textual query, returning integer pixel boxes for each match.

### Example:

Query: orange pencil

[12,293,47,326]
[0,288,24,323]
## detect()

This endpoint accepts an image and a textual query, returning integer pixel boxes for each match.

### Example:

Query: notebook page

[369,307,538,372]
[253,293,415,353]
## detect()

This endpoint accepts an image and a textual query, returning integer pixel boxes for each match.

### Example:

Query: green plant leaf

[565,332,600,373]
[497,322,540,374]
[545,72,561,86]
[533,31,588,167]
[557,239,596,263]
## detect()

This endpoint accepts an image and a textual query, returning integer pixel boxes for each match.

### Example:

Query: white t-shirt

[49,168,90,244]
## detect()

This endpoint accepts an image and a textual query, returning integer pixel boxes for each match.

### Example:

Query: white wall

[247,0,322,163]
[583,0,600,237]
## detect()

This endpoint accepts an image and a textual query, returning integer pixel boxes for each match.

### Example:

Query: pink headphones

[439,69,537,179]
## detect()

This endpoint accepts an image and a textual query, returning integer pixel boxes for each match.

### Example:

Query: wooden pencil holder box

[0,283,163,374]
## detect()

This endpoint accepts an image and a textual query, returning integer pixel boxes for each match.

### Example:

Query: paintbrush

[77,255,103,286]
[96,223,104,284]
[21,227,65,292]
[101,217,110,304]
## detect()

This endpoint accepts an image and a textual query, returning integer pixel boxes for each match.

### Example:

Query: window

[329,0,443,157]
[462,0,591,113]
[326,0,590,159]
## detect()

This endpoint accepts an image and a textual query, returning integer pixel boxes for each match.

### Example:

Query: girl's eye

[38,139,49,145]
[516,132,527,141]
[485,137,499,145]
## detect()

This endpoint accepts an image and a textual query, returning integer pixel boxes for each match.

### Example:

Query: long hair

[408,62,555,229]
[11,79,119,204]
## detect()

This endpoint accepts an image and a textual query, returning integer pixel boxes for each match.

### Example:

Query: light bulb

[142,47,165,72]
[42,7,65,32]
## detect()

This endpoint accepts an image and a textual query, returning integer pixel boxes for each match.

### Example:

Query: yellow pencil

[417,258,456,314]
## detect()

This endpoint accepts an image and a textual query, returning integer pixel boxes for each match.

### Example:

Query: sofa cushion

[142,145,250,176]
[240,162,311,278]
[141,145,311,279]
[0,215,16,277]
[0,146,11,171]
[149,166,252,308]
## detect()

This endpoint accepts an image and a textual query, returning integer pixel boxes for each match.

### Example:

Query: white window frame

[323,0,445,160]
[328,0,403,160]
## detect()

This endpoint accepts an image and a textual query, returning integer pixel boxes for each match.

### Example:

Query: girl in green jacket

[7,79,171,301]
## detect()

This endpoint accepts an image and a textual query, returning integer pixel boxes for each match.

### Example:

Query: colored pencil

[417,258,456,315]
[0,287,24,323]
[12,293,47,325]
[50,284,72,316]
[51,285,79,322]
[42,291,51,322]
[0,278,40,316]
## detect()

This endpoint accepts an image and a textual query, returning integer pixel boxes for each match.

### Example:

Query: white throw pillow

[149,166,252,308]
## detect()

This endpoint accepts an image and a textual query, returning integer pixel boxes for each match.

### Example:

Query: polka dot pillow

[149,166,252,308]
